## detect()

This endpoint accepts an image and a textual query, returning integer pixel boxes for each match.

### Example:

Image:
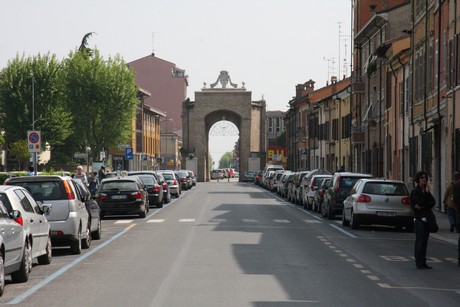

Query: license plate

[377,211,396,217]
[111,195,127,200]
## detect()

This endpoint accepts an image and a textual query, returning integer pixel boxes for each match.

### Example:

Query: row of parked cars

[255,168,414,232]
[0,168,196,297]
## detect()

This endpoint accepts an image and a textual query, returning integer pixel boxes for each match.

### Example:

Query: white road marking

[147,219,165,223]
[210,218,227,223]
[367,275,380,281]
[242,219,258,223]
[304,219,322,223]
[115,220,133,224]
[179,218,196,222]
[273,219,290,223]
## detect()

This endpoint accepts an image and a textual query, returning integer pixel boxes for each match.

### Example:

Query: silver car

[0,200,30,287]
[0,186,52,266]
[342,179,413,231]
[157,170,181,198]
[5,176,91,255]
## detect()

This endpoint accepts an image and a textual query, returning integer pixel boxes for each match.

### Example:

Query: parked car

[156,172,171,204]
[127,173,163,208]
[5,176,91,255]
[157,170,181,198]
[211,169,224,180]
[72,179,102,240]
[186,170,197,186]
[303,174,332,210]
[176,170,193,190]
[243,171,256,182]
[292,171,310,204]
[0,185,52,266]
[286,172,298,202]
[278,171,293,197]
[322,172,373,219]
[313,177,332,213]
[342,179,414,231]
[96,176,149,218]
[0,201,30,288]
[254,170,263,186]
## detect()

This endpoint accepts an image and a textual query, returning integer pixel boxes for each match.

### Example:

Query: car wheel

[11,239,31,283]
[70,228,82,255]
[92,218,102,240]
[37,235,52,265]
[176,192,180,198]
[350,210,359,229]
[139,205,147,218]
[82,225,91,249]
[321,202,327,217]
[0,255,4,297]
[342,210,350,226]
[327,205,335,220]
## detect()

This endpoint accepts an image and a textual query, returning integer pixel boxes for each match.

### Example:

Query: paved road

[1,181,459,306]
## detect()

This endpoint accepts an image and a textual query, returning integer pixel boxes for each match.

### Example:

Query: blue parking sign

[125,147,133,160]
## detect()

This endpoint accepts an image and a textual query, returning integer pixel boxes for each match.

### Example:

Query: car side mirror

[40,204,52,214]
[10,209,22,219]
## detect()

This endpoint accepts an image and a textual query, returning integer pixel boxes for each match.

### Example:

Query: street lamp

[86,146,91,172]
[31,74,37,175]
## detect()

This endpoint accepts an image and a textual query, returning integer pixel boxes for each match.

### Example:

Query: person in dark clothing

[98,165,107,182]
[451,171,460,266]
[410,171,436,269]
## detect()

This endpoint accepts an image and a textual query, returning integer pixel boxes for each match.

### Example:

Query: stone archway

[182,71,266,182]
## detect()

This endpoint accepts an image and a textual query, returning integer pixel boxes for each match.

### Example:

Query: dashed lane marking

[115,220,133,224]
[147,219,165,223]
[179,218,196,222]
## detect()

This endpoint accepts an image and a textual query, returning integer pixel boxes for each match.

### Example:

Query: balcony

[352,76,365,94]
[351,126,365,144]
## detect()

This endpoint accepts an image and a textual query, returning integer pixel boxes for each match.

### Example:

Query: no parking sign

[27,130,41,153]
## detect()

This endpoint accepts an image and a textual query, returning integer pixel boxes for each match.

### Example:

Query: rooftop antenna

[343,42,348,77]
[338,22,342,78]
[323,57,335,84]
[151,32,155,56]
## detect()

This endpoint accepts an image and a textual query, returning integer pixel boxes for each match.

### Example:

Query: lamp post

[31,74,37,175]
[86,146,91,172]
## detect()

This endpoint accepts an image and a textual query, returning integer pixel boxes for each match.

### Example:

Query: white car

[0,186,52,265]
[342,179,413,231]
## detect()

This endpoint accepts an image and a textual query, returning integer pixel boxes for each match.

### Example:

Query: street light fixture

[86,146,91,172]
[30,73,37,175]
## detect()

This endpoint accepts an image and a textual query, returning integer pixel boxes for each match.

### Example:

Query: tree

[219,151,234,169]
[8,140,30,170]
[0,53,72,148]
[61,44,138,159]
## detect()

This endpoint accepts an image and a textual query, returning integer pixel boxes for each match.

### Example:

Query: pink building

[128,53,188,137]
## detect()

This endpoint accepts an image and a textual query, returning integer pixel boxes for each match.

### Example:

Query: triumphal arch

[182,71,266,182]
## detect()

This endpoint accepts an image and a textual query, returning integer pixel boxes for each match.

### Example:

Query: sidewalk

[430,209,459,246]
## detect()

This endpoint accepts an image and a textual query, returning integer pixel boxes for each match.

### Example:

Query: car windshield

[339,177,362,188]
[162,173,174,180]
[101,181,138,191]
[362,182,408,196]
[9,181,64,200]
[137,176,156,186]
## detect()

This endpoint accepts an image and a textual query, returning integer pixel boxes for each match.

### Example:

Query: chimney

[331,76,338,84]
[370,4,377,15]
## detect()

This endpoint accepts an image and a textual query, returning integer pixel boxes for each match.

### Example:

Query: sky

[0,0,352,165]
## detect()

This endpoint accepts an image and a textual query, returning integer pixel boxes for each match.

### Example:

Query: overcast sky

[0,0,352,164]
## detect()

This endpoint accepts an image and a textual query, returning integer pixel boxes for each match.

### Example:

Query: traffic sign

[27,130,41,153]
[125,147,133,160]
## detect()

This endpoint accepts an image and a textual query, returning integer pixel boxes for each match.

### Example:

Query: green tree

[8,139,30,170]
[219,151,234,169]
[0,53,72,149]
[61,47,138,158]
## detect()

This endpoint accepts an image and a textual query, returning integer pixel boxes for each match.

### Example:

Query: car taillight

[162,183,168,189]
[96,193,107,200]
[63,181,75,200]
[152,186,161,193]
[14,216,24,226]
[401,197,410,205]
[132,191,143,199]
[357,194,372,203]
[173,178,177,185]
[181,178,186,183]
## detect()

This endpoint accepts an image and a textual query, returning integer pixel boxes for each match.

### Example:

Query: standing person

[451,171,460,267]
[88,172,99,196]
[443,172,459,232]
[410,171,436,269]
[28,166,35,176]
[74,165,89,186]
[98,165,107,182]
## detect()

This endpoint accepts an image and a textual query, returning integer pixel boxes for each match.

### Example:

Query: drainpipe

[454,0,458,172]
[398,57,406,183]
[436,0,442,210]
[389,61,397,180]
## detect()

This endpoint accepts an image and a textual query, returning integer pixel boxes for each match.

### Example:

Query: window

[14,190,34,213]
